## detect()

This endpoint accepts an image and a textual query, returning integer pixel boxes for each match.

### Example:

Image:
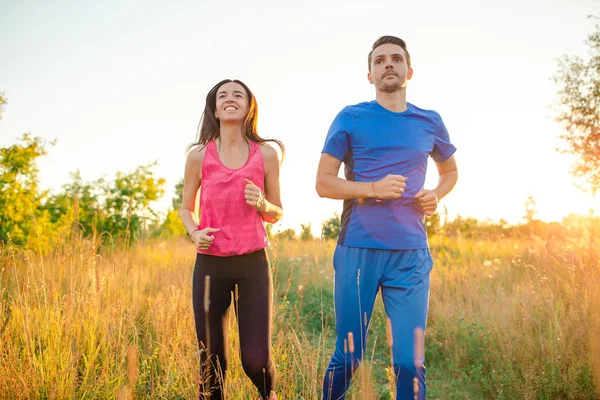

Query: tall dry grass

[0,223,599,399]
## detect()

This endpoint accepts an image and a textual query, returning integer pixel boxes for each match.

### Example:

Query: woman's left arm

[244,144,283,223]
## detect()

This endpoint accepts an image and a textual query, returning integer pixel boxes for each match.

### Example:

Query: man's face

[368,43,413,93]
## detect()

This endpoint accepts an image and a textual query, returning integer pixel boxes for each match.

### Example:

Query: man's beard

[377,77,404,93]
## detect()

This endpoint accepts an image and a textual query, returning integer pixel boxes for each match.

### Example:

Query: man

[316,36,458,399]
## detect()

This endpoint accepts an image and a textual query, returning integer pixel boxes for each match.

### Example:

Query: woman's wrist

[256,195,267,212]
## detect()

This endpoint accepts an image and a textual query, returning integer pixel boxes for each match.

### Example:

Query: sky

[1,0,599,235]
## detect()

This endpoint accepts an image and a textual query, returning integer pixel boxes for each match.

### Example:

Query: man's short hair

[368,36,411,71]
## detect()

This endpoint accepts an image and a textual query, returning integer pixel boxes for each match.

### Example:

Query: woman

[180,79,283,400]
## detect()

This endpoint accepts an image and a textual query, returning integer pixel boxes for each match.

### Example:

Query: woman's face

[214,82,250,123]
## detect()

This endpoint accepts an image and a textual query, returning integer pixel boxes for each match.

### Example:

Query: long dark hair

[188,79,285,159]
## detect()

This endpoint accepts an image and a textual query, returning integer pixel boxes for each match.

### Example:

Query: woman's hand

[191,227,220,251]
[245,178,266,211]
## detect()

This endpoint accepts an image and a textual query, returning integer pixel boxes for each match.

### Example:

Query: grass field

[1,229,599,399]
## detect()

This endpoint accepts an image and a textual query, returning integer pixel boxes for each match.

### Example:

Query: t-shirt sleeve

[322,108,352,162]
[430,113,457,162]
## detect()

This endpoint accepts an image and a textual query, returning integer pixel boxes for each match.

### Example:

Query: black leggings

[192,249,276,399]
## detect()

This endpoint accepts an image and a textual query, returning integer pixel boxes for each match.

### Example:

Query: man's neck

[375,89,408,112]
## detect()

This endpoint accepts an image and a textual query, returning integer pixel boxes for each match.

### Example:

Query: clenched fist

[245,178,266,211]
[372,174,408,199]
[414,189,438,216]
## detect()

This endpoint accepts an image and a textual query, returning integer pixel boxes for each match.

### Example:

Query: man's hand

[372,174,408,199]
[414,189,438,216]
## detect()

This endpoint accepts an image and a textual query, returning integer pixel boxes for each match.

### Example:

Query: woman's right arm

[179,147,204,235]
[179,147,220,251]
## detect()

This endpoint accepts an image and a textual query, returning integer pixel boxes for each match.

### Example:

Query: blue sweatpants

[322,245,433,400]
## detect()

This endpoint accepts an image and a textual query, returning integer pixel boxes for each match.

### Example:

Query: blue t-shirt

[322,101,456,250]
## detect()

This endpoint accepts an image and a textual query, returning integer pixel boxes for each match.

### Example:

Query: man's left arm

[414,155,458,216]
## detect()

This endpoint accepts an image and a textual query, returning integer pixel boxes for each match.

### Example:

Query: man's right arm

[315,153,374,200]
[315,153,409,200]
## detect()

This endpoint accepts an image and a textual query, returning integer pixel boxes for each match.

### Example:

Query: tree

[0,134,53,247]
[43,170,104,236]
[1,107,168,249]
[554,18,600,194]
[277,228,296,241]
[443,215,480,238]
[155,178,187,239]
[321,213,341,240]
[156,209,187,239]
[523,195,538,223]
[172,178,184,210]
[101,163,166,242]
[44,163,167,244]
[300,223,313,241]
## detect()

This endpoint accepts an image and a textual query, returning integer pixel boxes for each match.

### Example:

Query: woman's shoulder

[186,143,209,166]
[258,142,279,163]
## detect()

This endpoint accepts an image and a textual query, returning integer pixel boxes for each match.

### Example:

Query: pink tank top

[198,140,269,257]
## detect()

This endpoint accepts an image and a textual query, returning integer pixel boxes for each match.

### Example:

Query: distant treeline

[2,134,599,253]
